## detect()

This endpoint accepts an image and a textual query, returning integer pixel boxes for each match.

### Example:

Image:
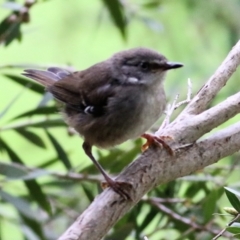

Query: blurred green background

[1,0,240,240]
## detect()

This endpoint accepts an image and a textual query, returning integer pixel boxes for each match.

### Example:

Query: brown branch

[145,197,231,237]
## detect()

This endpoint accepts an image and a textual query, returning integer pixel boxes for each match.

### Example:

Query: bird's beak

[164,62,183,70]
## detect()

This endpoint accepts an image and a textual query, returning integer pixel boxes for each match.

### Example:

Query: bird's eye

[140,62,150,70]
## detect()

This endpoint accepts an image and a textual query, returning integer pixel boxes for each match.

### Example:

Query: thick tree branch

[58,40,240,240]
[158,91,240,144]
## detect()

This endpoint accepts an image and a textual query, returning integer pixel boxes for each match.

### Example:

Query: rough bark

[58,40,240,240]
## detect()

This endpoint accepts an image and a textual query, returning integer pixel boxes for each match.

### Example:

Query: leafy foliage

[221,188,240,239]
[1,1,240,240]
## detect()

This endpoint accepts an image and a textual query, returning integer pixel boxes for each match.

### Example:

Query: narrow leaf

[225,187,240,212]
[0,189,37,220]
[226,225,240,238]
[12,106,57,120]
[15,128,46,148]
[0,139,52,214]
[81,183,95,202]
[5,22,21,46]
[45,130,72,170]
[0,162,28,179]
[2,118,65,131]
[20,213,45,240]
[105,223,134,240]
[102,0,126,38]
[25,180,52,215]
[141,1,162,8]
[138,207,158,232]
[0,16,12,36]
[225,187,240,199]
[37,157,59,168]
[0,86,28,119]
[4,74,44,94]
[0,162,50,181]
[203,189,223,223]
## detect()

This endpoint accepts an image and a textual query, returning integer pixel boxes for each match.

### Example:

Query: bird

[22,48,183,200]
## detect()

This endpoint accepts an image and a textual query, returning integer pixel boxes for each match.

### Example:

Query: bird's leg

[82,141,132,200]
[141,133,174,155]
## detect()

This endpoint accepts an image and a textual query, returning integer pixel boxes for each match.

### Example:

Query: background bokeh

[1,1,240,239]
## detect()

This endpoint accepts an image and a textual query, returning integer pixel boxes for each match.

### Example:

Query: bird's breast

[65,84,166,148]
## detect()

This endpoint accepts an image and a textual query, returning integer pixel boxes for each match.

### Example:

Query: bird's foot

[141,133,174,155]
[101,177,133,200]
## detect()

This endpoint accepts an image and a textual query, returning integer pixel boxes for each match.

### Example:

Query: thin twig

[212,213,240,240]
[156,78,192,133]
[174,78,192,109]
[159,93,179,130]
[146,198,230,238]
[0,162,101,183]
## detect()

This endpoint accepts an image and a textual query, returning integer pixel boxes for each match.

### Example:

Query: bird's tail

[22,67,71,87]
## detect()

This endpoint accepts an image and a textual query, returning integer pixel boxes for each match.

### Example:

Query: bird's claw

[101,178,133,200]
[141,133,174,155]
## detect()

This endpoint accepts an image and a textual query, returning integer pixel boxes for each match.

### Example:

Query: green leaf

[37,157,59,168]
[2,191,47,240]
[0,162,50,181]
[0,15,21,46]
[0,86,28,119]
[226,225,240,239]
[15,128,46,148]
[24,118,65,128]
[20,213,46,240]
[5,22,22,46]
[4,74,44,94]
[81,183,95,202]
[102,0,126,38]
[138,206,158,232]
[0,138,24,165]
[0,162,28,179]
[12,106,57,120]
[225,187,240,199]
[225,187,240,212]
[25,180,52,215]
[2,118,66,131]
[0,189,38,220]
[0,139,52,215]
[105,223,135,240]
[0,16,12,36]
[203,188,224,223]
[45,130,72,170]
[141,0,163,8]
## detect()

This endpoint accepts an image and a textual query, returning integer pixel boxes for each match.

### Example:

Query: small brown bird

[22,48,183,199]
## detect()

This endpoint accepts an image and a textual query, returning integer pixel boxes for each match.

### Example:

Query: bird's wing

[49,63,119,116]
